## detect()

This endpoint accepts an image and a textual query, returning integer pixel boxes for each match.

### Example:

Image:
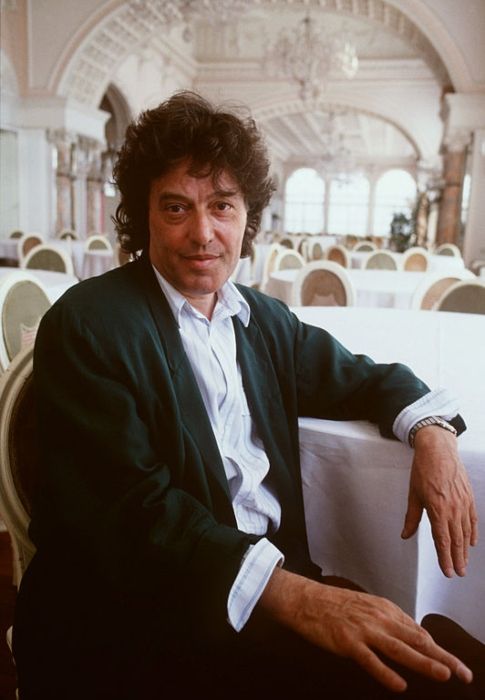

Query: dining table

[0,239,20,262]
[0,266,78,304]
[266,267,474,309]
[292,305,485,643]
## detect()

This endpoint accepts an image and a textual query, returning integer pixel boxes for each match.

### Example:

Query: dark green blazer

[14,256,437,673]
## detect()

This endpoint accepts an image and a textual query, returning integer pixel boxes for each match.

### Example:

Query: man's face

[148,160,248,317]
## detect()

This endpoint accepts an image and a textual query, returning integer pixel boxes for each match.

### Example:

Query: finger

[376,633,452,683]
[352,643,408,693]
[401,494,423,539]
[449,519,466,577]
[429,519,454,577]
[396,621,474,685]
[470,498,479,547]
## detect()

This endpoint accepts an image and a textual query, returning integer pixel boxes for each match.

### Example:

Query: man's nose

[190,211,214,245]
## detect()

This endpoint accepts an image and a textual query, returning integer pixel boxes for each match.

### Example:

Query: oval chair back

[18,234,44,261]
[274,249,305,271]
[434,280,485,314]
[291,261,355,307]
[261,243,283,291]
[0,346,37,586]
[85,235,113,252]
[21,244,75,276]
[58,229,79,241]
[364,251,399,270]
[307,239,325,261]
[326,245,350,268]
[0,272,51,371]
[435,243,462,257]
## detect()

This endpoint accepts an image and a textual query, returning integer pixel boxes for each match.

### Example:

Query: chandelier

[265,14,359,101]
[314,110,356,179]
[128,0,250,35]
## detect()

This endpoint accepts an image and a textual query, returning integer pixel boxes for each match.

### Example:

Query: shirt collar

[152,265,250,328]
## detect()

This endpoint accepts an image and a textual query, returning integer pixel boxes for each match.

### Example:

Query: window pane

[284,168,325,233]
[327,174,369,236]
[374,169,416,237]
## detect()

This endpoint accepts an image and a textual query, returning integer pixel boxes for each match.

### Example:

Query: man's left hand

[401,426,478,577]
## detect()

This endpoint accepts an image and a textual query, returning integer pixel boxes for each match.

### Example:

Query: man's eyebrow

[157,188,240,202]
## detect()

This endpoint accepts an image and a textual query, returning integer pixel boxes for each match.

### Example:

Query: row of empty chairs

[259,244,439,289]
[269,229,462,258]
[285,260,485,313]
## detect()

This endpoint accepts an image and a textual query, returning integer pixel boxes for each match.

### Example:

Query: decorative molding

[56,0,450,108]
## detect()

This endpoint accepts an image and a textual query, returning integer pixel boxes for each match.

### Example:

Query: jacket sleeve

[242,290,433,439]
[31,297,256,629]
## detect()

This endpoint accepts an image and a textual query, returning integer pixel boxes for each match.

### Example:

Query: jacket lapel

[232,314,301,527]
[133,258,233,505]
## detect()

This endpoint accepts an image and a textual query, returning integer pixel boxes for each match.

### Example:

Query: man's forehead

[153,160,241,194]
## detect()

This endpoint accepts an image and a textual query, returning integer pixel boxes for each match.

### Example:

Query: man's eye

[166,204,185,213]
[215,202,232,211]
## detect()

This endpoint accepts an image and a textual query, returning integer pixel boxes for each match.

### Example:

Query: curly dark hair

[112,91,275,257]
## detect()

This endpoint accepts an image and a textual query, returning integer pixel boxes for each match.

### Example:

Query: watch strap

[409,416,457,447]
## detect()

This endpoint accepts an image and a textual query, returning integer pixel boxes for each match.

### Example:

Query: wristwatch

[408,416,457,448]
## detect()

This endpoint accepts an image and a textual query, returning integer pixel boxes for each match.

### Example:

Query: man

[14,91,479,699]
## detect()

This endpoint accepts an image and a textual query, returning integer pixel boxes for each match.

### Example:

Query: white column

[17,128,52,235]
[441,93,485,265]
[463,128,485,265]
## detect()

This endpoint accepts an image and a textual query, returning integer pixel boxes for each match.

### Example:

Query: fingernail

[444,568,454,578]
[457,567,466,577]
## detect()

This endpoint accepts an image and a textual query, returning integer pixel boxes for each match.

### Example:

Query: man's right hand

[258,567,473,693]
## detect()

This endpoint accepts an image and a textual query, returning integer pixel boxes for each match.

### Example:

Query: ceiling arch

[53,0,456,108]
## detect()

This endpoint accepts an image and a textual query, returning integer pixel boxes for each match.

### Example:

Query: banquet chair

[260,243,283,291]
[435,243,462,257]
[21,244,75,276]
[0,345,37,587]
[353,242,376,253]
[433,279,485,314]
[297,237,309,260]
[290,261,356,307]
[410,273,470,310]
[278,236,294,249]
[17,233,44,261]
[85,234,113,252]
[307,239,325,261]
[8,230,24,239]
[58,228,79,241]
[402,247,429,271]
[326,245,350,268]
[344,235,358,249]
[364,250,399,270]
[273,249,305,271]
[0,271,51,372]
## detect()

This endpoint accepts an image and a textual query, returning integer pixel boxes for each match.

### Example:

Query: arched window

[327,174,370,236]
[374,169,416,237]
[284,168,325,233]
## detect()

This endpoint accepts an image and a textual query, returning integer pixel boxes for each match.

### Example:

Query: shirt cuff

[392,387,459,444]
[227,538,284,632]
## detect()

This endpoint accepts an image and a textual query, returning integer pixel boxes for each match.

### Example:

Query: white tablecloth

[267,268,437,308]
[293,306,485,642]
[82,249,115,279]
[0,267,78,303]
[0,239,20,260]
